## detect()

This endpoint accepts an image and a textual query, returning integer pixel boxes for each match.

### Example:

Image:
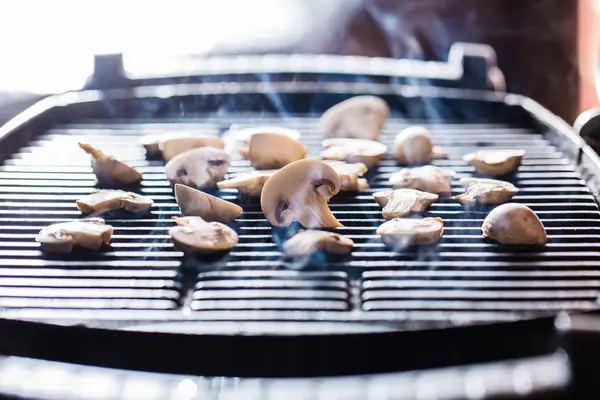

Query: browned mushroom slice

[261,159,342,228]
[482,203,546,245]
[217,169,278,197]
[325,161,369,191]
[377,217,444,247]
[389,165,455,196]
[79,143,142,186]
[320,96,389,140]
[76,190,153,215]
[321,138,387,168]
[283,230,354,258]
[165,147,230,189]
[372,189,438,218]
[174,184,242,222]
[463,149,525,176]
[241,132,307,169]
[169,216,238,254]
[35,217,113,253]
[159,136,225,161]
[456,179,518,205]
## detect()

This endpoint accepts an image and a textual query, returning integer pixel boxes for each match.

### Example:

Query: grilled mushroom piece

[79,143,142,186]
[160,136,225,161]
[326,161,369,191]
[174,184,242,222]
[35,217,113,253]
[321,138,388,168]
[482,203,546,245]
[393,126,434,164]
[165,147,230,189]
[261,159,342,228]
[463,149,525,176]
[283,230,354,258]
[320,95,389,140]
[217,169,277,197]
[235,126,301,141]
[389,165,455,196]
[241,132,307,169]
[373,189,438,218]
[456,178,518,205]
[169,216,238,254]
[76,190,153,215]
[377,217,444,247]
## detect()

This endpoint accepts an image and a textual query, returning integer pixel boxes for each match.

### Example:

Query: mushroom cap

[165,147,230,189]
[246,132,307,169]
[319,96,389,140]
[389,165,455,196]
[235,126,301,141]
[160,136,225,161]
[216,169,278,197]
[36,217,113,253]
[463,149,525,176]
[79,143,142,186]
[321,138,388,168]
[456,180,518,205]
[283,230,354,258]
[482,203,546,245]
[377,217,444,247]
[261,159,342,228]
[373,188,438,218]
[169,216,238,254]
[393,126,434,164]
[174,184,242,222]
[76,189,153,215]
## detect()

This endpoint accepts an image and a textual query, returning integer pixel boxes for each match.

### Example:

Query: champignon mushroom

[174,183,242,222]
[240,132,307,169]
[165,147,230,189]
[456,178,518,205]
[460,177,511,189]
[235,126,301,141]
[79,143,142,186]
[261,159,342,228]
[76,190,154,215]
[320,95,389,140]
[283,230,354,258]
[482,203,546,245]
[321,138,387,168]
[389,165,455,196]
[35,217,113,253]
[216,169,277,197]
[159,136,225,161]
[372,189,438,218]
[169,216,238,254]
[463,149,525,176]
[393,126,434,164]
[325,161,369,191]
[377,217,444,247]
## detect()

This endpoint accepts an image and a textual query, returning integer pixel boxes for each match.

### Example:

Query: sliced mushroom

[460,177,512,189]
[283,230,354,258]
[393,126,434,164]
[482,203,546,245]
[35,217,113,253]
[169,216,238,254]
[320,95,389,140]
[325,161,369,191]
[373,189,438,218]
[142,133,191,156]
[165,147,230,189]
[463,149,525,176]
[261,159,342,228]
[160,136,225,161]
[389,165,455,196]
[241,132,307,169]
[456,179,518,205]
[79,143,142,186]
[321,138,387,168]
[235,126,301,141]
[377,217,444,247]
[76,190,154,215]
[217,169,277,197]
[432,146,450,159]
[174,183,242,222]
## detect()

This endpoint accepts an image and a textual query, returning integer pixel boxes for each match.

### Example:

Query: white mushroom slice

[174,184,242,222]
[76,190,153,215]
[377,217,444,247]
[389,165,455,196]
[321,138,387,168]
[241,133,307,169]
[482,203,546,245]
[160,136,225,161]
[393,126,434,164]
[217,170,277,197]
[372,189,438,218]
[35,217,113,253]
[79,143,142,186]
[456,180,518,205]
[235,126,301,141]
[142,133,191,156]
[165,147,230,189]
[459,177,512,189]
[325,161,369,191]
[283,230,354,258]
[261,159,342,228]
[320,95,389,140]
[463,149,525,176]
[169,216,238,254]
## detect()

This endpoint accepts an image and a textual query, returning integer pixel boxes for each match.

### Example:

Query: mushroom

[169,216,238,254]
[159,136,225,161]
[35,217,113,253]
[240,132,307,169]
[482,203,547,245]
[283,230,354,258]
[377,217,444,247]
[235,126,301,141]
[174,183,242,222]
[389,165,455,196]
[319,95,389,140]
[79,143,142,186]
[393,126,434,164]
[325,161,369,191]
[321,138,388,168]
[165,147,230,189]
[460,177,512,189]
[463,149,525,176]
[216,169,277,197]
[261,159,342,228]
[76,190,154,215]
[372,189,438,218]
[456,178,518,205]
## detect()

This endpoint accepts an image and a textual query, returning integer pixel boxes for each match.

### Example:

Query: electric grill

[1,43,600,399]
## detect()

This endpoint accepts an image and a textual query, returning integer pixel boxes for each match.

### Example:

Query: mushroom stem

[296,190,343,228]
[79,143,106,160]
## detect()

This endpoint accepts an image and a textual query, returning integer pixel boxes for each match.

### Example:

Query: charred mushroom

[76,190,153,215]
[35,217,113,253]
[283,230,354,258]
[456,178,518,205]
[463,149,525,176]
[165,147,230,189]
[393,126,434,164]
[261,159,342,228]
[169,216,238,254]
[241,132,307,169]
[377,217,444,247]
[389,165,455,196]
[160,136,225,161]
[79,143,142,186]
[321,138,387,168]
[217,169,277,197]
[175,184,242,222]
[320,95,389,140]
[326,161,369,191]
[373,189,438,218]
[482,203,546,245]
